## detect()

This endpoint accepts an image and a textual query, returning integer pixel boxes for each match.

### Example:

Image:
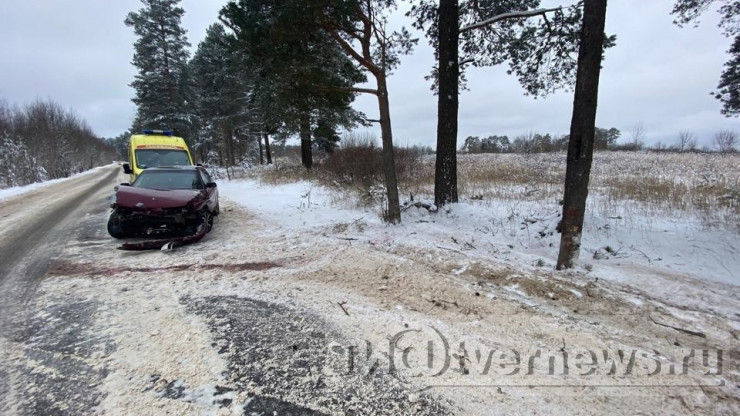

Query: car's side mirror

[205,182,217,188]
[122,162,132,174]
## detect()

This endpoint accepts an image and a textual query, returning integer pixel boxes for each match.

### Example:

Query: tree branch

[355,2,376,64]
[315,84,379,95]
[460,7,563,33]
[347,87,379,95]
[327,29,380,74]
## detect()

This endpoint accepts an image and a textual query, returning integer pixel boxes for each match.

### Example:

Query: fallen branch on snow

[337,301,350,316]
[649,315,706,338]
[402,201,437,212]
[632,247,652,263]
[436,245,468,256]
[421,295,459,308]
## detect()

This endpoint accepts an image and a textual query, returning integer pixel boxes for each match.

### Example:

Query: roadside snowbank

[0,164,112,202]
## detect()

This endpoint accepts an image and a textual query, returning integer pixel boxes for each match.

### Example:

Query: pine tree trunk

[160,23,174,105]
[223,124,234,166]
[263,133,272,164]
[299,113,312,170]
[434,0,460,206]
[377,75,401,224]
[556,0,608,270]
[258,136,264,165]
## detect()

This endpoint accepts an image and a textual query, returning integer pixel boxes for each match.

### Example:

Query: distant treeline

[461,128,620,154]
[0,99,117,187]
[461,127,738,154]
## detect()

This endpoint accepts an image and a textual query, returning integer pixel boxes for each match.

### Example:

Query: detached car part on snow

[108,166,219,250]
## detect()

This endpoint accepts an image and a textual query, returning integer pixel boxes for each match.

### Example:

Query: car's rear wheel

[107,212,128,239]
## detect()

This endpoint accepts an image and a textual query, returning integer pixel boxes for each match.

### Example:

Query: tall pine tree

[220,0,366,170]
[125,0,196,142]
[190,23,252,165]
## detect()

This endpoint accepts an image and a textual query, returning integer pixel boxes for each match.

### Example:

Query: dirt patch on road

[46,260,281,277]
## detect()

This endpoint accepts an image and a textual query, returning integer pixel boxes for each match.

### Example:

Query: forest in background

[0,99,117,188]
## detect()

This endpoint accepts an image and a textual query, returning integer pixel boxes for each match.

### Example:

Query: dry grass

[239,150,740,231]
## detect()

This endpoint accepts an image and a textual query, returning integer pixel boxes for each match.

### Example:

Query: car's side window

[201,169,213,184]
[192,171,204,189]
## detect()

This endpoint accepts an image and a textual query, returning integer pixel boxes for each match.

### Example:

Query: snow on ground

[0,165,111,202]
[211,175,738,413]
[218,177,739,289]
[218,179,381,231]
[20,163,736,415]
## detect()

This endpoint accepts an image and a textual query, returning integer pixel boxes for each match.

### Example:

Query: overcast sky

[0,1,737,148]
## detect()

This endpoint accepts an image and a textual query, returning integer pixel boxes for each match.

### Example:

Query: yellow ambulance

[122,130,194,181]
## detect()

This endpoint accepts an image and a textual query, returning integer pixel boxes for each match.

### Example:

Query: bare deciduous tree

[629,122,646,150]
[676,130,697,152]
[653,141,668,151]
[713,129,738,153]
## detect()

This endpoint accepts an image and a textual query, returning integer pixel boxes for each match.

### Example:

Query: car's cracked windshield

[134,171,200,190]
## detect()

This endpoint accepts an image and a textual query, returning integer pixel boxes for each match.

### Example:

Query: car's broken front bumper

[113,206,199,236]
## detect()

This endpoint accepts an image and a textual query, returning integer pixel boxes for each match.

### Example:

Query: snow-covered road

[0,165,120,415]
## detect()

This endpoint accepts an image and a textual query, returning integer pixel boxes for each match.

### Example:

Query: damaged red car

[107,166,219,239]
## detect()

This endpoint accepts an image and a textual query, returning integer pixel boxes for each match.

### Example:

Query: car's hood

[115,186,205,210]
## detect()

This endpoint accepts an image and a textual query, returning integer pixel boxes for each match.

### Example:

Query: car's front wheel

[199,209,213,233]
[107,211,129,239]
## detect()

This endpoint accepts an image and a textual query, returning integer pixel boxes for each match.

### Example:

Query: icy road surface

[0,167,737,415]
